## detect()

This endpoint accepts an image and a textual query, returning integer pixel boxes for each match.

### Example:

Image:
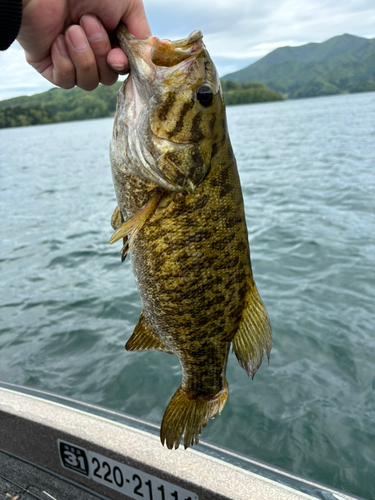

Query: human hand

[17,0,151,91]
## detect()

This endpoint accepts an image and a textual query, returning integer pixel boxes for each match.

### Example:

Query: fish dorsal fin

[109,191,161,258]
[232,282,273,379]
[126,311,174,354]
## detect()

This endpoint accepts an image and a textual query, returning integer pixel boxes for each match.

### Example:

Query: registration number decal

[58,439,198,500]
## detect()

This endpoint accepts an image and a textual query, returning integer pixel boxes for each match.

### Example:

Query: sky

[0,0,374,101]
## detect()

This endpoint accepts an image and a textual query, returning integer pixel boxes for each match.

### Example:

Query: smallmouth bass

[109,25,272,450]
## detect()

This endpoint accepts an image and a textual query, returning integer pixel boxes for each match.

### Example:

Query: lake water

[0,92,374,499]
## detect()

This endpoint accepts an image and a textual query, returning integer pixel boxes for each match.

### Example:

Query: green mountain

[222,34,375,98]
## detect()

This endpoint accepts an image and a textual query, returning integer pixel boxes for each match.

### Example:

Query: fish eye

[196,85,214,107]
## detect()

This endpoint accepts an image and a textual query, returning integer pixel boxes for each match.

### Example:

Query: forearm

[0,0,23,50]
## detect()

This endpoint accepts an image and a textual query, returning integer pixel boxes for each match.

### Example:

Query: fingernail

[81,15,103,42]
[111,63,126,71]
[68,27,87,50]
[55,36,68,54]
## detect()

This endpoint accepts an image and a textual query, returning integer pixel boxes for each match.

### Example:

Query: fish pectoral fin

[126,312,174,354]
[160,383,229,450]
[111,205,123,230]
[109,191,161,257]
[232,282,273,379]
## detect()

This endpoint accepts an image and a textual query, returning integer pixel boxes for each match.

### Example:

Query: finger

[50,36,76,89]
[25,36,76,89]
[65,25,99,91]
[122,0,152,40]
[107,47,129,74]
[80,15,118,86]
[25,51,53,81]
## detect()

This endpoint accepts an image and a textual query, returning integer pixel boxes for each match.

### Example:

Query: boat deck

[0,450,106,500]
[0,383,361,500]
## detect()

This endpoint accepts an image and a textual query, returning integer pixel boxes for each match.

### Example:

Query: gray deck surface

[0,384,361,500]
[0,451,107,500]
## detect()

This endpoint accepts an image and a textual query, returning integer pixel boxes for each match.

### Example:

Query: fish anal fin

[160,382,228,450]
[126,312,174,354]
[232,282,273,379]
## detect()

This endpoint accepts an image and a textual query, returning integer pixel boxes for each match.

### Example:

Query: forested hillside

[221,81,283,104]
[222,34,375,98]
[0,83,122,128]
[0,80,282,129]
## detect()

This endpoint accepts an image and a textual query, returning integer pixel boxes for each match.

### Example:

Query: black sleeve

[0,0,23,50]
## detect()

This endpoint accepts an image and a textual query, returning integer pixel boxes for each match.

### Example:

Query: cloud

[0,41,57,100]
[146,0,375,72]
[0,0,374,100]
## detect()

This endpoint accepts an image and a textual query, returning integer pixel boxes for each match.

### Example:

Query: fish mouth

[151,30,203,67]
[116,24,204,74]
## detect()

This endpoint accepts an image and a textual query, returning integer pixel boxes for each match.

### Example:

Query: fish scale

[109,24,272,449]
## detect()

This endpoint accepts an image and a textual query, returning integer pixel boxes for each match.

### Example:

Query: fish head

[113,25,225,194]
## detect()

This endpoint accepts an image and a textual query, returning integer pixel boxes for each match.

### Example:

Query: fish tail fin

[232,281,272,379]
[160,382,228,450]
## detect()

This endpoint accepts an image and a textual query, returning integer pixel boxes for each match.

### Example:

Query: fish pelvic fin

[126,311,174,354]
[111,205,123,230]
[160,382,229,450]
[110,206,128,262]
[232,282,273,379]
[109,191,161,257]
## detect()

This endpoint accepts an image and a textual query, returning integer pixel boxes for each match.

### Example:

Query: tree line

[221,81,284,105]
[0,80,284,129]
